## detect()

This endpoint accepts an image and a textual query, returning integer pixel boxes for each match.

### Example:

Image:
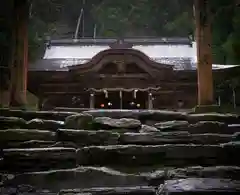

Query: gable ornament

[113,60,125,73]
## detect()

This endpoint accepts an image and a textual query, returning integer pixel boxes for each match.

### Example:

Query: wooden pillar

[9,0,28,108]
[194,0,213,105]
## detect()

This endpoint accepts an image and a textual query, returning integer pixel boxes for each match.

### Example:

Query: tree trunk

[9,0,28,108]
[194,0,214,105]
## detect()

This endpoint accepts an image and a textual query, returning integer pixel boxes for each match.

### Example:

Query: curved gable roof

[69,48,172,71]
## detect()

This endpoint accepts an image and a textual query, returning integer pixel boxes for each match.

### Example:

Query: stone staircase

[0,108,240,194]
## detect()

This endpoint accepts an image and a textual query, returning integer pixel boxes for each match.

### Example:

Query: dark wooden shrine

[28,46,199,109]
[28,37,239,110]
[5,0,239,110]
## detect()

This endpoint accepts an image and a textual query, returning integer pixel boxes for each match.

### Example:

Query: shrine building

[28,37,238,110]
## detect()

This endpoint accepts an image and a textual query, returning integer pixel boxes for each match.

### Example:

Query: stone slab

[0,188,57,195]
[60,186,155,195]
[159,178,240,194]
[77,144,234,167]
[83,110,187,121]
[1,147,77,172]
[4,140,56,149]
[120,132,233,145]
[65,113,93,130]
[57,129,120,146]
[154,121,189,131]
[92,117,141,130]
[1,167,147,191]
[0,116,26,129]
[187,113,240,124]
[0,108,78,121]
[2,166,240,193]
[147,166,240,186]
[155,121,240,134]
[0,129,56,142]
[26,119,64,130]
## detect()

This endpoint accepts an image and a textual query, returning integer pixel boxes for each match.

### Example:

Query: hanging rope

[86,87,161,92]
[104,89,108,98]
[133,90,137,98]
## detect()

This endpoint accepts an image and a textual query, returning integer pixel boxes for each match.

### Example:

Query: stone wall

[0,109,240,194]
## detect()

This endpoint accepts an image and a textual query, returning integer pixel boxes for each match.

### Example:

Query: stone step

[0,167,147,191]
[57,130,239,146]
[0,108,78,121]
[1,166,240,191]
[0,117,65,131]
[1,109,239,125]
[77,144,240,167]
[119,132,236,145]
[58,180,240,195]
[83,110,187,121]
[57,129,120,146]
[2,140,57,148]
[1,129,239,149]
[159,178,240,194]
[54,107,89,112]
[0,186,156,195]
[0,189,56,195]
[60,187,156,195]
[1,147,77,172]
[0,129,56,142]
[83,110,240,124]
[0,116,27,129]
[1,115,240,135]
[147,166,240,186]
[154,121,240,134]
[1,172,240,195]
[1,184,240,195]
[1,144,240,172]
[26,119,65,130]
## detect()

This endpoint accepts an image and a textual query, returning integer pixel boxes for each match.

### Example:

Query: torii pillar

[9,0,29,108]
[194,0,214,109]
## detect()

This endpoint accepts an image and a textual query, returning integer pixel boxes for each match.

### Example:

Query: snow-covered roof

[31,38,239,71]
[43,43,196,61]
[43,45,110,59]
[30,58,239,72]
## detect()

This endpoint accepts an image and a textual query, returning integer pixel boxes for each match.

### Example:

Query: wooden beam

[39,82,197,87]
[43,90,186,96]
[194,0,214,105]
[9,0,28,108]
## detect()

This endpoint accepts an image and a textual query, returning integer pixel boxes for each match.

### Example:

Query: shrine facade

[28,37,238,110]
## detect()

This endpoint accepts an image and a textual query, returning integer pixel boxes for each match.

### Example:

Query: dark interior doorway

[94,92,120,109]
[122,91,147,109]
[94,91,148,109]
[106,92,120,109]
[95,93,107,109]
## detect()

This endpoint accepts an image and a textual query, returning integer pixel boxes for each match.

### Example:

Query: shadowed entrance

[93,90,148,109]
[122,91,147,109]
[94,91,120,109]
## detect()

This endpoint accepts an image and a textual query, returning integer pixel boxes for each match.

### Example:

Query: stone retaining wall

[0,109,240,195]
